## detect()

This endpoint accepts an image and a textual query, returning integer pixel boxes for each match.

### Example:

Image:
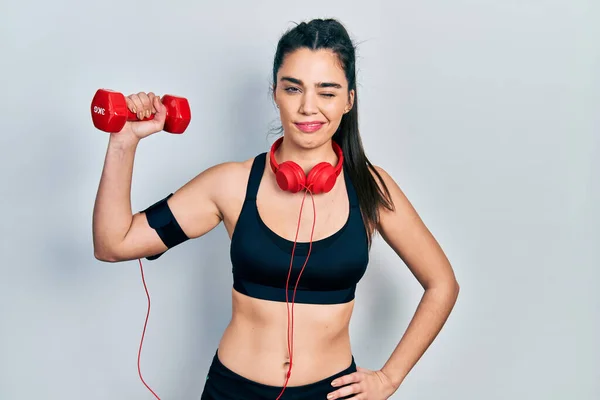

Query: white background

[1,0,598,399]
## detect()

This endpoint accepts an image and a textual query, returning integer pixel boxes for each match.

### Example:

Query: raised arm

[92,92,223,262]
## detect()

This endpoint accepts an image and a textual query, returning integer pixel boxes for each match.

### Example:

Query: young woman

[93,18,459,400]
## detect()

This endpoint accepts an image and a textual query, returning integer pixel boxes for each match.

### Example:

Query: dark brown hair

[272,18,395,240]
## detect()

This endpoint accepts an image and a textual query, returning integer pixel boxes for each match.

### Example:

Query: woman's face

[274,48,354,149]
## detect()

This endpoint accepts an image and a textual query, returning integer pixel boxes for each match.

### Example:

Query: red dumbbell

[90,89,191,134]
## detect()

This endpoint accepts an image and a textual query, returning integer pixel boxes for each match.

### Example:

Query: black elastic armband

[142,193,189,260]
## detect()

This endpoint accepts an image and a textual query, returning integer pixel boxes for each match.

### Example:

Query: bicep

[112,165,225,262]
[374,167,456,289]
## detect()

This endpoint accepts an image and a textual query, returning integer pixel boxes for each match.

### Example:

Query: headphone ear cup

[307,162,337,194]
[276,161,306,193]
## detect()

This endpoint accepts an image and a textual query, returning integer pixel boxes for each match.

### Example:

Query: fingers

[328,372,363,399]
[152,95,167,123]
[125,96,137,115]
[123,91,167,138]
[127,92,159,120]
[327,383,362,399]
[147,92,158,114]
[331,371,361,387]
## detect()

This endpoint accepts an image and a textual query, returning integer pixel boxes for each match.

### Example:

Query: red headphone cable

[135,187,317,400]
[137,258,161,399]
[275,187,317,400]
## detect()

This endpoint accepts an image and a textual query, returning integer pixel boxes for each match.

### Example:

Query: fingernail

[331,380,338,386]
[327,394,334,399]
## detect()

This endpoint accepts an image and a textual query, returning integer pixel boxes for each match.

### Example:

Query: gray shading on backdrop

[0,0,598,399]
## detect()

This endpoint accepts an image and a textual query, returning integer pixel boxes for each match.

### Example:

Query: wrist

[380,366,404,390]
[108,130,140,150]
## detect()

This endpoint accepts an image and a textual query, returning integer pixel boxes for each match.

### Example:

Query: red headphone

[269,137,344,194]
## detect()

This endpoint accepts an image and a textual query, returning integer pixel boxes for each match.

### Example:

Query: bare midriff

[216,288,355,387]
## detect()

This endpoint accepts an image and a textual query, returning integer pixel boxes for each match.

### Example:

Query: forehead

[278,48,347,86]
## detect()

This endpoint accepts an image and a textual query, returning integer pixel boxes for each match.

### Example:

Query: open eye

[284,87,300,94]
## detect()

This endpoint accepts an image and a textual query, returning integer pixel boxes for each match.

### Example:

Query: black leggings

[200,350,357,400]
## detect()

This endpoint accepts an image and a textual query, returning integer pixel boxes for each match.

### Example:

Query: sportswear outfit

[200,151,369,399]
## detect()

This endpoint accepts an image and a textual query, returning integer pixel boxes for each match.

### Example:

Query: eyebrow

[280,76,343,89]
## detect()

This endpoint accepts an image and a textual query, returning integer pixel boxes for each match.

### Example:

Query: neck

[276,137,339,173]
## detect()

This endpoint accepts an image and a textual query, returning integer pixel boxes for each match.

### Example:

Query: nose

[299,91,318,115]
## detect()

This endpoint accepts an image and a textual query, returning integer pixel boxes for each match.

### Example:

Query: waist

[216,288,354,386]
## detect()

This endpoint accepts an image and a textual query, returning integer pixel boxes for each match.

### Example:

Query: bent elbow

[450,279,460,303]
[93,247,121,263]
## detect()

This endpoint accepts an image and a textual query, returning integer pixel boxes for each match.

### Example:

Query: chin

[290,133,330,150]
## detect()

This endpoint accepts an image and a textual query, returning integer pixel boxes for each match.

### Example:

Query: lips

[294,121,325,133]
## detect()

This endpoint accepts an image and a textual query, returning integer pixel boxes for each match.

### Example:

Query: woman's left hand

[327,366,398,399]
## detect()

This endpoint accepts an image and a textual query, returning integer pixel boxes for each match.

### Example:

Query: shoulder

[167,154,263,226]
[369,164,394,187]
[201,156,255,181]
[368,164,400,202]
[182,155,259,196]
[366,163,413,218]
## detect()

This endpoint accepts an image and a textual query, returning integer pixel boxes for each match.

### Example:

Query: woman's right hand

[118,92,168,139]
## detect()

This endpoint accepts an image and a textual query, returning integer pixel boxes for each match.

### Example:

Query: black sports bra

[229,152,369,305]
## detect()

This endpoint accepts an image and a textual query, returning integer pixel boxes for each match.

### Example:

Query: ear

[272,84,279,108]
[345,89,355,113]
